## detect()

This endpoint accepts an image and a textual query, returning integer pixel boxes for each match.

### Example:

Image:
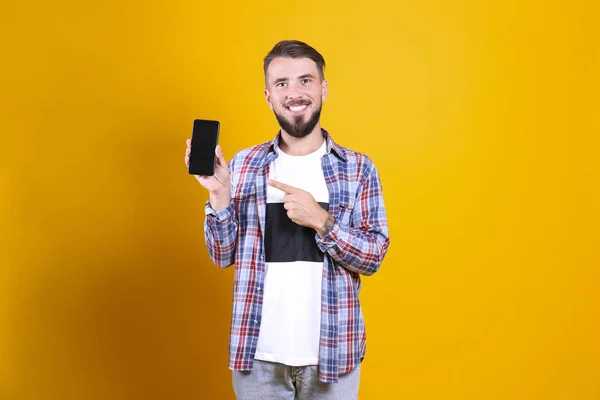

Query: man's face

[264,57,328,138]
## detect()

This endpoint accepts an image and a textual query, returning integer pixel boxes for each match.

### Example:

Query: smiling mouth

[287,104,308,112]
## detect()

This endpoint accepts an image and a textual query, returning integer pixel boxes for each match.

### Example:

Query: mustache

[283,99,312,107]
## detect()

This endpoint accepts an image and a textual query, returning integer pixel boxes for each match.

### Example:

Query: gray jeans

[232,360,361,400]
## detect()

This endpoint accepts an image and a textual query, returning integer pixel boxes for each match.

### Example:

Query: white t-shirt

[254,140,329,366]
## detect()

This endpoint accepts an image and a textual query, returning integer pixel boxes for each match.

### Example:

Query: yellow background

[1,1,598,399]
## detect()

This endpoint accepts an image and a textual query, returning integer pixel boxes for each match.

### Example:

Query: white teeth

[289,105,307,112]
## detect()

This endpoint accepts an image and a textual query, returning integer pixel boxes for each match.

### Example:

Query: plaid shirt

[204,129,390,383]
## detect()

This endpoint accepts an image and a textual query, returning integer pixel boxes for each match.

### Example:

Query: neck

[278,124,324,156]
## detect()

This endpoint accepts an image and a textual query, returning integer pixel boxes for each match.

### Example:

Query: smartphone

[188,119,220,176]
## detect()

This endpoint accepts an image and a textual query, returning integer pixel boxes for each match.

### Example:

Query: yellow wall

[1,1,598,399]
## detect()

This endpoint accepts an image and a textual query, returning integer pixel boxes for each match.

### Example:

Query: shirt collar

[265,128,348,162]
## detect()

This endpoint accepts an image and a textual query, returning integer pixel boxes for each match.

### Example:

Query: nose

[285,81,302,100]
[285,90,300,100]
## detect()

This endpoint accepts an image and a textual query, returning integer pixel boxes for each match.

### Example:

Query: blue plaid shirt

[204,129,390,383]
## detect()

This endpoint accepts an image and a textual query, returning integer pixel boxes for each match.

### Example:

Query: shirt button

[257,287,262,292]
[254,319,259,324]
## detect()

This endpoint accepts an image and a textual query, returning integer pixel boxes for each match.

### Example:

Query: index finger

[267,179,296,194]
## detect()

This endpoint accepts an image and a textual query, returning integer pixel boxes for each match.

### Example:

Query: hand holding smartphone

[185,119,231,210]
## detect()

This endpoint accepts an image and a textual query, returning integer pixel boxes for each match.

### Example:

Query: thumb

[215,145,228,166]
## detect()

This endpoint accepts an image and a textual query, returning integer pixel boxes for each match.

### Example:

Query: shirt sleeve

[316,161,390,276]
[203,158,238,269]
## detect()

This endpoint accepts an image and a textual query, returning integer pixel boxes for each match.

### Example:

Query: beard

[274,101,322,138]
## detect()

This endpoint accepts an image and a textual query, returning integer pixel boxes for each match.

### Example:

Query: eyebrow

[272,77,288,85]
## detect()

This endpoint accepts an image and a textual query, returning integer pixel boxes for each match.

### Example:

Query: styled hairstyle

[263,40,326,85]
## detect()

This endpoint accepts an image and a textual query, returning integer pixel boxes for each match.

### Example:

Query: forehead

[266,57,320,82]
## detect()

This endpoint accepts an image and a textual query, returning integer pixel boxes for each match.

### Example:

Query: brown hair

[263,40,326,85]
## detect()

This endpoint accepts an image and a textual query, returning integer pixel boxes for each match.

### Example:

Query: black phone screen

[188,119,220,176]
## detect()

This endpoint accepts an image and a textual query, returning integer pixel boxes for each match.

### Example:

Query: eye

[276,82,287,88]
[301,78,311,84]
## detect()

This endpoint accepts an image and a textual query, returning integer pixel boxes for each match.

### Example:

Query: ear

[321,79,328,102]
[264,88,273,109]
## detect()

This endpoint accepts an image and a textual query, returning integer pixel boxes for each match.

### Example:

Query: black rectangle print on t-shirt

[264,202,329,263]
